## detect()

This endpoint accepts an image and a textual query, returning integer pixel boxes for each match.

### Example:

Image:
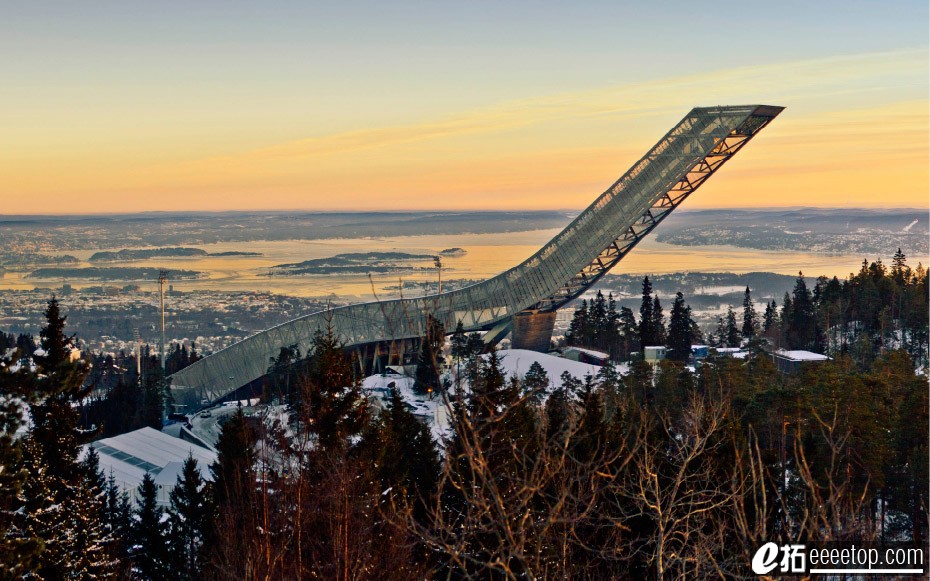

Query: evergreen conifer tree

[133,472,170,579]
[742,286,758,339]
[544,383,572,444]
[567,300,589,346]
[667,292,692,361]
[204,408,258,574]
[103,471,133,578]
[364,387,440,520]
[618,306,638,360]
[788,272,817,349]
[639,277,654,351]
[589,291,608,346]
[0,341,44,576]
[522,361,550,402]
[605,293,621,358]
[300,325,368,450]
[763,300,777,333]
[18,297,114,578]
[450,320,468,362]
[465,332,484,358]
[413,315,444,396]
[725,306,741,347]
[652,295,667,346]
[167,455,209,579]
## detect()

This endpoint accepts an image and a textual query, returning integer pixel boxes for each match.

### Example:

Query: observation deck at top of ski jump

[170,105,784,407]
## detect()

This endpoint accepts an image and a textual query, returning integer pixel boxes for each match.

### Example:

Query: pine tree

[522,361,550,402]
[688,314,704,346]
[589,291,608,346]
[205,408,258,573]
[618,306,638,360]
[891,247,910,286]
[788,272,817,350]
[465,332,485,358]
[103,471,133,578]
[639,276,654,351]
[0,342,43,576]
[167,455,209,579]
[139,366,166,430]
[210,409,257,510]
[763,300,777,333]
[413,315,444,396]
[17,297,113,578]
[742,286,758,339]
[133,472,170,579]
[363,387,440,520]
[300,325,369,451]
[725,306,741,348]
[266,343,301,406]
[544,383,572,444]
[468,349,508,422]
[652,295,667,346]
[711,316,726,348]
[450,320,468,362]
[605,293,621,359]
[667,292,692,361]
[567,300,589,346]
[33,296,72,370]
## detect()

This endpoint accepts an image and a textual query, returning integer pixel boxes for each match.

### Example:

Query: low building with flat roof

[83,427,216,505]
[644,346,666,363]
[563,346,611,365]
[772,349,830,373]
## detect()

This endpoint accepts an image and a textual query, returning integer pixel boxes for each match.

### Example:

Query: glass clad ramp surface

[171,105,783,405]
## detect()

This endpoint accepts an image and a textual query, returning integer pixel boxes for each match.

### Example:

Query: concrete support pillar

[511,310,556,352]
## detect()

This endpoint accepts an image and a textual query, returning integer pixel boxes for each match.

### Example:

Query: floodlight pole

[158,270,169,372]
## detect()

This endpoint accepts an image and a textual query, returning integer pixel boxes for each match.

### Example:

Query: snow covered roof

[775,350,830,362]
[84,427,216,496]
[497,349,602,387]
[563,346,610,360]
[152,460,208,487]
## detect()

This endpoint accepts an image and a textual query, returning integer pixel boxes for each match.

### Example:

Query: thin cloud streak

[174,49,925,175]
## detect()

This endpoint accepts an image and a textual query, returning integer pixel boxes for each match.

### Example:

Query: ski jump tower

[171,105,783,406]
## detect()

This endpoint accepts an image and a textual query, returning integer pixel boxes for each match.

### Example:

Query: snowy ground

[362,372,451,444]
[361,349,628,444]
[188,400,257,447]
[494,349,603,387]
[187,350,627,448]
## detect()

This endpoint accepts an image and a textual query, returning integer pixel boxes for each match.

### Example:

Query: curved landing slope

[171,105,783,405]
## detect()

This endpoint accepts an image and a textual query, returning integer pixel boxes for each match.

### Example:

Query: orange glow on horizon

[2,52,926,214]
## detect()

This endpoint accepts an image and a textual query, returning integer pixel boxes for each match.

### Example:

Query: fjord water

[1,229,886,299]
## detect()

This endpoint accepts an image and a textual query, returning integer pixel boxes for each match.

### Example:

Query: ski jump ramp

[171,105,783,406]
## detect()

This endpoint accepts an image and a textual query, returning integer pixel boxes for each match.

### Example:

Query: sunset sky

[2,1,927,214]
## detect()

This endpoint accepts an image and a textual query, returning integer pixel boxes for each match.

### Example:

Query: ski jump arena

[170,105,784,407]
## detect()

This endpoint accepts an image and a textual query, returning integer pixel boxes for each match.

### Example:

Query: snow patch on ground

[362,372,451,443]
[361,349,623,444]
[495,349,602,388]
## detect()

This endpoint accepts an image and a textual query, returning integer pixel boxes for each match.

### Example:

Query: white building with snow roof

[83,427,216,505]
[772,349,830,373]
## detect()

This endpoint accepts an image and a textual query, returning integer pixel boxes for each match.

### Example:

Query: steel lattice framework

[170,105,783,406]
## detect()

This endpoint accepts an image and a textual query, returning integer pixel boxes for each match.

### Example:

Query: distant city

[1,207,925,356]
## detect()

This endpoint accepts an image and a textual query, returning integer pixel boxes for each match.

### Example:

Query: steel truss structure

[171,105,783,406]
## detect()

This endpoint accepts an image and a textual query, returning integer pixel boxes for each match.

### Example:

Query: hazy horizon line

[1,205,927,219]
